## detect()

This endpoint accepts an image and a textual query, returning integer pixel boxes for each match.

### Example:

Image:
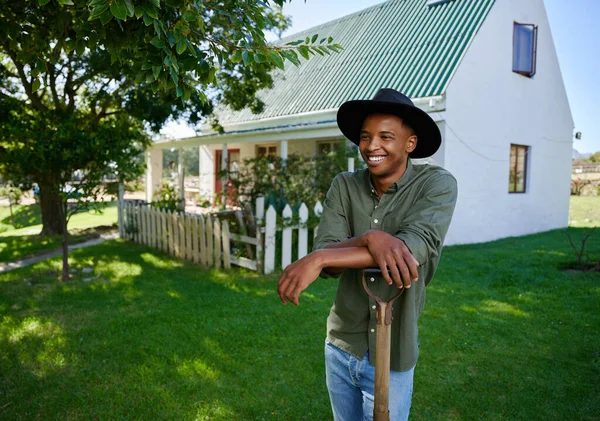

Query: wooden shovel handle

[362,268,404,421]
[362,268,404,325]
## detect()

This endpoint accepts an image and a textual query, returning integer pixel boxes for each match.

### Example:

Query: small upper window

[509,144,529,193]
[513,22,538,77]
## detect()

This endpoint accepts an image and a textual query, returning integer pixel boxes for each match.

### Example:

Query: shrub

[228,142,360,215]
[571,178,591,196]
[151,182,183,212]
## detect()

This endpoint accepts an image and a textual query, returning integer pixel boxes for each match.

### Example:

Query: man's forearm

[324,234,367,250]
[316,247,376,275]
[321,233,370,275]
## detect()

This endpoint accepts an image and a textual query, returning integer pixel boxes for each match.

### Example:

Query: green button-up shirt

[313,159,458,372]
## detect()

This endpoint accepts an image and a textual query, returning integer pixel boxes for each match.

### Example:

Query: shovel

[362,268,405,421]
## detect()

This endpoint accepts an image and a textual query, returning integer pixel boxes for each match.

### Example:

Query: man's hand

[363,230,419,289]
[277,252,324,306]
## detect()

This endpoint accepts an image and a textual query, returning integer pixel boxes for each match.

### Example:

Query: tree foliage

[0,0,341,235]
[0,0,342,279]
[587,151,600,163]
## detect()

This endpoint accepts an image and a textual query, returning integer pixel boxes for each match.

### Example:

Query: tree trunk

[39,180,64,236]
[60,200,69,281]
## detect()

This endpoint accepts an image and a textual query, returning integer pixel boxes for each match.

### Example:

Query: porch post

[198,146,202,198]
[280,139,288,166]
[145,148,162,203]
[177,147,185,206]
[221,143,228,208]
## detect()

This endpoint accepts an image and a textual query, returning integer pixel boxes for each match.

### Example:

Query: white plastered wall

[442,0,574,245]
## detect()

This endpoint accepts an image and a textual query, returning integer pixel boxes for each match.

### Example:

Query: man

[277,88,458,421]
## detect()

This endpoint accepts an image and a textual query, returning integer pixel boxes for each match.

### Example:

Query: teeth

[368,156,386,162]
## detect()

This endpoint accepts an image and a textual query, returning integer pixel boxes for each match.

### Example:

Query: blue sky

[164,0,599,154]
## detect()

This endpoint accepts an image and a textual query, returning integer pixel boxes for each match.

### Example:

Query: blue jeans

[325,340,414,421]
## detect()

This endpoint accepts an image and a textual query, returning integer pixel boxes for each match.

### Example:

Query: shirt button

[372,305,376,309]
[370,329,375,333]
[375,205,378,209]
[374,219,379,224]
[370,277,375,282]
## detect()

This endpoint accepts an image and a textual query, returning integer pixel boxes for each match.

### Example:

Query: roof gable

[216,0,496,125]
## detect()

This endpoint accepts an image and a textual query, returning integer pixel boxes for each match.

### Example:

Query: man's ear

[406,135,418,153]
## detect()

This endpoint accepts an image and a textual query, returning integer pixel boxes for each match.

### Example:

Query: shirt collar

[365,159,413,195]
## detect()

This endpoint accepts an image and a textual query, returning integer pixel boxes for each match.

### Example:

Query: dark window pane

[513,23,537,77]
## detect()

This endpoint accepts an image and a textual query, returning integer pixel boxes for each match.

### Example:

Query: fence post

[145,206,151,246]
[347,157,355,172]
[165,210,172,254]
[282,204,292,269]
[135,205,141,244]
[160,209,167,252]
[123,203,129,240]
[192,215,200,264]
[214,218,222,269]
[222,220,231,269]
[139,206,145,245]
[172,211,179,257]
[298,203,308,259]
[206,214,214,266]
[313,200,323,239]
[185,214,193,261]
[264,205,276,274]
[255,196,265,273]
[118,185,124,237]
[151,207,157,248]
[129,203,140,243]
[199,214,207,267]
[178,212,186,259]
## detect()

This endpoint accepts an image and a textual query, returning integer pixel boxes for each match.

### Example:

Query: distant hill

[573,148,592,160]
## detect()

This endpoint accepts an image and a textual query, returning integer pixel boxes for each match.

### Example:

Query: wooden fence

[118,197,324,274]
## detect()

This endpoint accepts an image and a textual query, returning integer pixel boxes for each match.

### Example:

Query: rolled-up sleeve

[395,173,458,266]
[313,175,351,278]
[314,175,351,250]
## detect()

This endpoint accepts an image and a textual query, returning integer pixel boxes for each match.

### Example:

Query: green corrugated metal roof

[216,0,496,125]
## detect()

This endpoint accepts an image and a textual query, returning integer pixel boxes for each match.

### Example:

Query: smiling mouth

[367,155,387,163]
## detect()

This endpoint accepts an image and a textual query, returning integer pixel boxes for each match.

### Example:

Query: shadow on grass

[0,204,42,231]
[0,228,599,420]
[0,240,332,420]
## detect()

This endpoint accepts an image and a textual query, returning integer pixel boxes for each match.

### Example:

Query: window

[317,140,342,156]
[256,145,278,157]
[513,22,538,77]
[509,144,529,193]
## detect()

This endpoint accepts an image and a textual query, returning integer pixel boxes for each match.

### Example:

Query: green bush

[0,185,24,205]
[229,142,361,216]
[151,182,183,212]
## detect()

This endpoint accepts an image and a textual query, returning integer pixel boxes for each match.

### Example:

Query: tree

[587,151,600,163]
[0,0,340,231]
[0,0,341,279]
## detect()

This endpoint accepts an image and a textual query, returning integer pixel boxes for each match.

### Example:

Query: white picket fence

[118,197,324,274]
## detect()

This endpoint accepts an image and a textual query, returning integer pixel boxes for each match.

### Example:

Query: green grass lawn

[0,202,118,263]
[569,196,600,227]
[0,228,598,420]
[0,202,118,237]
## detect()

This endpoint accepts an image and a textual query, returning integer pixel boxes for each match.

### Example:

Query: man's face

[359,113,417,180]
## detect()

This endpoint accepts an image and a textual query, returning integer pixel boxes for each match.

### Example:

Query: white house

[148,0,573,245]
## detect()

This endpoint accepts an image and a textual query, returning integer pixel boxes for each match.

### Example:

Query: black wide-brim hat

[337,88,441,159]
